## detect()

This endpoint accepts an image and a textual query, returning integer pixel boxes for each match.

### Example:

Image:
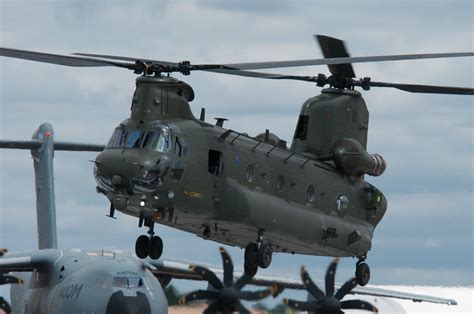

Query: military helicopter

[1,35,473,287]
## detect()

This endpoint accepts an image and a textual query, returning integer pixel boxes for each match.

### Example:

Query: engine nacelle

[331,138,386,177]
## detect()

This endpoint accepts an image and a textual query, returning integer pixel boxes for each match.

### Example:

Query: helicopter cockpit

[106,127,171,152]
[94,122,187,201]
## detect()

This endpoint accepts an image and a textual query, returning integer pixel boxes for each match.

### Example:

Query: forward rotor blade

[74,50,474,72]
[300,266,326,302]
[219,247,234,287]
[316,35,356,78]
[189,265,223,290]
[325,257,340,297]
[73,52,178,67]
[283,299,321,311]
[0,47,134,69]
[179,289,219,304]
[366,81,474,95]
[238,289,271,301]
[341,299,379,313]
[335,277,358,300]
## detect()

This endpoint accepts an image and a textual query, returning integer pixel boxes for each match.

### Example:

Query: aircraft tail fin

[0,123,104,250]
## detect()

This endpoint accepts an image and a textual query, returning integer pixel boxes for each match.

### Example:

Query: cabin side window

[208,150,223,176]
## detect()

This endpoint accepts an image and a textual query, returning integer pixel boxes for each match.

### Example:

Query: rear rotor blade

[0,47,133,68]
[341,299,379,313]
[189,265,223,290]
[219,247,234,287]
[316,35,356,78]
[366,81,474,95]
[222,52,474,71]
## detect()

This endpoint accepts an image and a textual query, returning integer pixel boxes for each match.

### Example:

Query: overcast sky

[0,0,472,305]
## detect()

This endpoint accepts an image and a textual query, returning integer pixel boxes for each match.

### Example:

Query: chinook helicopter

[1,35,473,287]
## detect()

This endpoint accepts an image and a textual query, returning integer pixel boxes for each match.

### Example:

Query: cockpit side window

[107,129,129,148]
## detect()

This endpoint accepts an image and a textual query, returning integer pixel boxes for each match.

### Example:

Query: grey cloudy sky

[0,0,472,302]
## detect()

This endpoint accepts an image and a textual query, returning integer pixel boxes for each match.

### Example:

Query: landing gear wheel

[135,235,149,259]
[148,236,163,260]
[355,262,370,286]
[244,243,258,276]
[257,244,272,269]
[244,261,258,277]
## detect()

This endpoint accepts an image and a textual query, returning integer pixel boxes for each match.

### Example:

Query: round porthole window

[277,175,285,192]
[307,184,315,203]
[246,164,255,183]
[336,194,349,214]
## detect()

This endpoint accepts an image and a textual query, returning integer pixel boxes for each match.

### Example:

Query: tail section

[31,123,58,249]
[0,123,105,250]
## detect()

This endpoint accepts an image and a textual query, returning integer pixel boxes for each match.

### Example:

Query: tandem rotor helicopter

[1,35,472,287]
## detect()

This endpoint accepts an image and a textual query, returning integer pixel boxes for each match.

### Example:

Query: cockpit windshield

[106,127,171,152]
[142,130,170,152]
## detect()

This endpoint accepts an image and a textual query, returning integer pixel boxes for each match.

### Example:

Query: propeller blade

[203,302,220,314]
[325,257,340,297]
[315,35,356,78]
[0,297,12,314]
[366,81,474,95]
[283,299,321,311]
[238,289,271,301]
[233,273,252,290]
[219,247,234,287]
[0,249,7,257]
[179,289,219,305]
[270,284,285,298]
[0,274,24,285]
[0,47,133,69]
[189,265,223,290]
[341,299,379,313]
[301,266,326,302]
[234,302,251,314]
[335,277,358,300]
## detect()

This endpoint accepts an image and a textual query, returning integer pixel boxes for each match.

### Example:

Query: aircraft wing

[0,249,61,272]
[148,259,457,305]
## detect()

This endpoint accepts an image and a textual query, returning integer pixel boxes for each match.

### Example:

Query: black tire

[355,262,370,286]
[244,243,259,268]
[257,244,272,269]
[135,235,149,259]
[244,261,258,277]
[148,236,163,260]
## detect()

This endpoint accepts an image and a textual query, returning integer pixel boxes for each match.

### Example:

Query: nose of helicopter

[94,149,168,194]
